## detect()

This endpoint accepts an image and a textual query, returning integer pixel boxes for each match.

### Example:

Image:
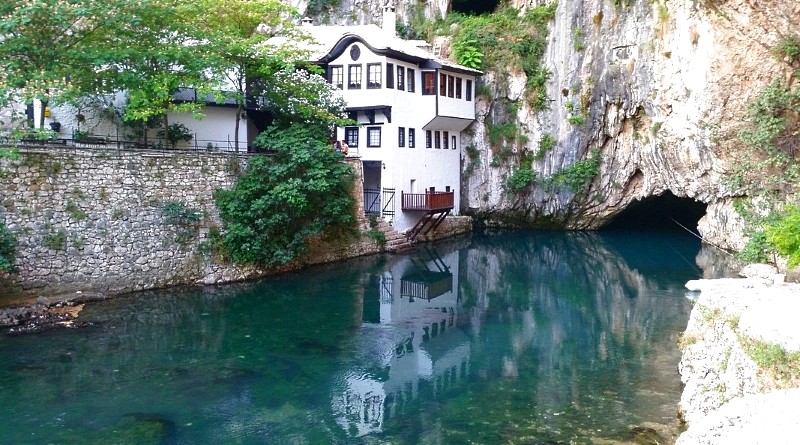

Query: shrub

[766,205,800,267]
[506,166,535,194]
[214,124,356,267]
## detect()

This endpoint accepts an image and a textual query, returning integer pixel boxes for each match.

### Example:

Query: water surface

[0,231,732,444]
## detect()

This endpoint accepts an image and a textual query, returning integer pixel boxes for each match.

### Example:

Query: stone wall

[0,147,382,299]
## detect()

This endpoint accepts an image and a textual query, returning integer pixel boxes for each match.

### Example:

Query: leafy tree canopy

[0,0,306,127]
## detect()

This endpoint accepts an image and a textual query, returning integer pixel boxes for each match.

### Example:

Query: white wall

[329,42,476,232]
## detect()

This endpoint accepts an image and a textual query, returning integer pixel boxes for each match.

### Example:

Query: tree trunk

[234,103,242,153]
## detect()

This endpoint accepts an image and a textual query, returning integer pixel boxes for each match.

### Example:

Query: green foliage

[452,38,483,69]
[162,201,202,245]
[534,134,556,160]
[43,229,67,250]
[465,144,481,174]
[738,230,773,264]
[0,222,16,272]
[65,201,87,220]
[214,124,356,267]
[572,27,585,52]
[743,337,800,381]
[729,76,800,194]
[766,205,800,267]
[506,166,535,194]
[447,4,557,110]
[487,121,518,146]
[162,201,202,226]
[773,35,800,63]
[157,123,193,149]
[549,149,601,191]
[366,216,387,247]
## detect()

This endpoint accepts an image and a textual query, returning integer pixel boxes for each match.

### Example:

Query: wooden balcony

[401,191,454,211]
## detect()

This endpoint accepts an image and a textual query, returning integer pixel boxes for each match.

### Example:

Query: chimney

[382,1,396,37]
[301,17,313,27]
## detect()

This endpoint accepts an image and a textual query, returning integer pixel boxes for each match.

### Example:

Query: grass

[742,337,800,382]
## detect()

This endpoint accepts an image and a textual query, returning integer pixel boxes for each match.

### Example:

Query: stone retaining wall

[0,147,473,301]
[0,147,381,299]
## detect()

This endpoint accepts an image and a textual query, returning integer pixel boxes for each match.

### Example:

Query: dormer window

[367,63,382,89]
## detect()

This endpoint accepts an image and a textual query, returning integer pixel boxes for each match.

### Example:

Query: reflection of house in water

[331,247,471,437]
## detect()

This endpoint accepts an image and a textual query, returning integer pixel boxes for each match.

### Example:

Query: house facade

[301,4,481,234]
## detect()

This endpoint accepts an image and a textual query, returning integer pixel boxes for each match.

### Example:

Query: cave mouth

[451,0,500,15]
[601,191,707,235]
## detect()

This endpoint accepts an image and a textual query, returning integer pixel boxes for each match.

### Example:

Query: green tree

[193,0,305,151]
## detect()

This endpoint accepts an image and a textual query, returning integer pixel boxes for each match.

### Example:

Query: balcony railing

[401,191,454,211]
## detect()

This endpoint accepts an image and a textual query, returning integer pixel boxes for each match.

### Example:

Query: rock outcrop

[677,275,800,444]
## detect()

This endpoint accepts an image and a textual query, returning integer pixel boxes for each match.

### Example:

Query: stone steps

[374,220,416,253]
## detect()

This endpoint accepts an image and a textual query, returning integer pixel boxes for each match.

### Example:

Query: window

[348,64,362,89]
[448,76,455,98]
[398,127,405,147]
[466,79,473,101]
[451,135,457,150]
[443,131,449,149]
[328,65,343,90]
[367,127,381,147]
[425,130,432,148]
[386,63,394,89]
[397,66,404,90]
[455,78,462,99]
[408,128,415,147]
[422,72,435,95]
[434,131,441,149]
[439,73,447,96]
[407,68,415,92]
[367,63,382,89]
[345,127,359,147]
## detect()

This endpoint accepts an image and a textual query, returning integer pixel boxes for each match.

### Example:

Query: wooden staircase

[374,219,416,253]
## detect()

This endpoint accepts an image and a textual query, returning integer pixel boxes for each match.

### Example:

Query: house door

[363,161,382,216]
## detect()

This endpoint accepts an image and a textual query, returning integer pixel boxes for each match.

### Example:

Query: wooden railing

[401,191,454,211]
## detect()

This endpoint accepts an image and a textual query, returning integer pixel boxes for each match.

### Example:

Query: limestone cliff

[306,0,799,251]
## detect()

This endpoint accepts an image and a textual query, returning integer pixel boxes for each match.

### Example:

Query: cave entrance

[601,191,707,235]
[451,0,500,15]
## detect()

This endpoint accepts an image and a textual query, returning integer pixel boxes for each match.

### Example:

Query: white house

[330,247,471,437]
[296,3,482,235]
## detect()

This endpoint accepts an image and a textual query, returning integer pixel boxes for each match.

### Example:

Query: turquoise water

[0,231,730,444]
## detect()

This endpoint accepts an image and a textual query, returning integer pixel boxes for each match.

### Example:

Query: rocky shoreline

[677,268,800,445]
[0,292,108,335]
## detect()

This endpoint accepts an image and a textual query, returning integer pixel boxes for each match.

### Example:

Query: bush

[0,222,16,272]
[766,205,800,267]
[214,124,356,267]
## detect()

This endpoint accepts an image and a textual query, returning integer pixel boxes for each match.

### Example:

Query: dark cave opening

[601,191,707,235]
[451,0,500,15]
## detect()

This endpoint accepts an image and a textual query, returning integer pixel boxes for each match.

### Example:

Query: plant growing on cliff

[765,205,800,267]
[0,222,16,272]
[445,4,557,110]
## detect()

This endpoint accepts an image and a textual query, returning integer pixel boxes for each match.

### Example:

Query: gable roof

[272,24,482,76]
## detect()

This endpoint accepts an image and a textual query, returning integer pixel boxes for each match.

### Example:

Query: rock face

[677,277,800,443]
[312,0,798,248]
[465,0,796,245]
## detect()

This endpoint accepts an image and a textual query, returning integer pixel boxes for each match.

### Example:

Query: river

[0,230,735,444]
